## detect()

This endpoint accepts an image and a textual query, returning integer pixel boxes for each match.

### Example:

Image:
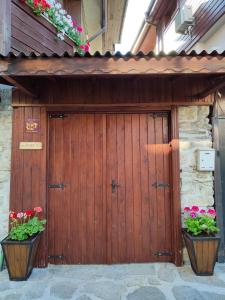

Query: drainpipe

[131,0,158,54]
[87,0,108,43]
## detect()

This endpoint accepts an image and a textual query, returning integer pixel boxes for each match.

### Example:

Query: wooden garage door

[48,113,172,264]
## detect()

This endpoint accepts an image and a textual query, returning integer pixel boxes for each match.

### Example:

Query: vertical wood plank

[139,114,150,261]
[147,114,157,260]
[132,114,142,262]
[116,114,126,262]
[171,107,183,266]
[124,114,135,262]
[86,114,95,263]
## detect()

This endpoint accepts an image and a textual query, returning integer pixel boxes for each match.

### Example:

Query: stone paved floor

[1,263,225,300]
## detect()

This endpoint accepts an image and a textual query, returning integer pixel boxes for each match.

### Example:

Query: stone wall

[0,86,12,240]
[179,106,214,209]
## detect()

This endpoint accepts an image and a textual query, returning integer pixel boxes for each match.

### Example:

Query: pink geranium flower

[77,26,83,33]
[191,205,199,212]
[208,208,216,215]
[200,209,206,214]
[34,207,43,213]
[184,207,190,212]
[190,212,197,218]
[17,212,24,219]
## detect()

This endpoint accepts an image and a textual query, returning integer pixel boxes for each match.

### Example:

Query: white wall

[0,86,12,240]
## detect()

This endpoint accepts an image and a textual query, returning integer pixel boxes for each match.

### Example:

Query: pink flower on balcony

[77,26,83,33]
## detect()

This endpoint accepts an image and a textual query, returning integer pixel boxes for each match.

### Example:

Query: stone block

[179,106,198,122]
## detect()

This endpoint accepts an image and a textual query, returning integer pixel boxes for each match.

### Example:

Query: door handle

[111,179,120,193]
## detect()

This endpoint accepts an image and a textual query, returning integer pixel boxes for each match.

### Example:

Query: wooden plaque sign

[19,142,42,150]
[25,119,40,133]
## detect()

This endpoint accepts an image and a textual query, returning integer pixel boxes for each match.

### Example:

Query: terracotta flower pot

[1,232,42,281]
[182,229,220,276]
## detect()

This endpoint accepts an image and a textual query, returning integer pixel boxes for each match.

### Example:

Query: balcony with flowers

[12,0,90,55]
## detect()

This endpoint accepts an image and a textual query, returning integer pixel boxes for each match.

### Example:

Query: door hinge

[154,251,172,257]
[49,113,66,119]
[48,183,65,189]
[152,182,170,188]
[48,254,64,259]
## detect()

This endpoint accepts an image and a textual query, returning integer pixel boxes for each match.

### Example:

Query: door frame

[46,104,182,266]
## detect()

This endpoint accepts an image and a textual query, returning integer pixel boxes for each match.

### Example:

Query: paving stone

[172,286,204,300]
[177,265,225,287]
[50,282,77,299]
[24,285,46,299]
[3,293,22,300]
[0,281,10,292]
[81,281,124,300]
[148,276,161,285]
[201,291,225,300]
[75,296,92,300]
[157,263,177,282]
[127,286,166,300]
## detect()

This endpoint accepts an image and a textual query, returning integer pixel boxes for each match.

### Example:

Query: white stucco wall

[179,106,214,209]
[0,86,12,241]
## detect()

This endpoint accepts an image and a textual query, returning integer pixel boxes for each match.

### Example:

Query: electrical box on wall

[197,149,215,171]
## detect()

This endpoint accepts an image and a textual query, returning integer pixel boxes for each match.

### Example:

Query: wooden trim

[2,76,37,98]
[0,0,11,55]
[171,106,183,266]
[192,77,225,99]
[11,102,213,110]
[1,56,225,76]
[213,95,225,262]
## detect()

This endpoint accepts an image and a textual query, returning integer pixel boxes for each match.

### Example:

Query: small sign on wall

[197,149,215,171]
[19,142,42,150]
[25,119,40,133]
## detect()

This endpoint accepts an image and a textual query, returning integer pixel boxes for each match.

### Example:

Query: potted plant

[1,207,46,281]
[182,205,220,276]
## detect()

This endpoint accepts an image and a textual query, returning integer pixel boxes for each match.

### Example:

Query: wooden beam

[1,56,225,76]
[192,76,225,99]
[11,101,213,111]
[2,76,37,98]
[0,0,11,55]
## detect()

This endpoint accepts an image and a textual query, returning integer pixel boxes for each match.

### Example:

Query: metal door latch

[154,251,172,257]
[152,182,170,188]
[48,183,65,189]
[48,254,64,259]
[111,179,120,193]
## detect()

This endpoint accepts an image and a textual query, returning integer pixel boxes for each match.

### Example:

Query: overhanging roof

[0,51,225,77]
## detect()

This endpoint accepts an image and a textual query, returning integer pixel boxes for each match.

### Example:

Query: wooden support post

[213,90,225,262]
[0,0,11,55]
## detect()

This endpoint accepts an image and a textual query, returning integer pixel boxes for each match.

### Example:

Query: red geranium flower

[25,210,34,217]
[9,211,17,219]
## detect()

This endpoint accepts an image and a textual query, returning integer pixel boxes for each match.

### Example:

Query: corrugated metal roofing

[0,50,225,59]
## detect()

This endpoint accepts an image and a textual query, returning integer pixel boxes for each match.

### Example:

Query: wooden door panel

[48,114,107,264]
[48,112,172,264]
